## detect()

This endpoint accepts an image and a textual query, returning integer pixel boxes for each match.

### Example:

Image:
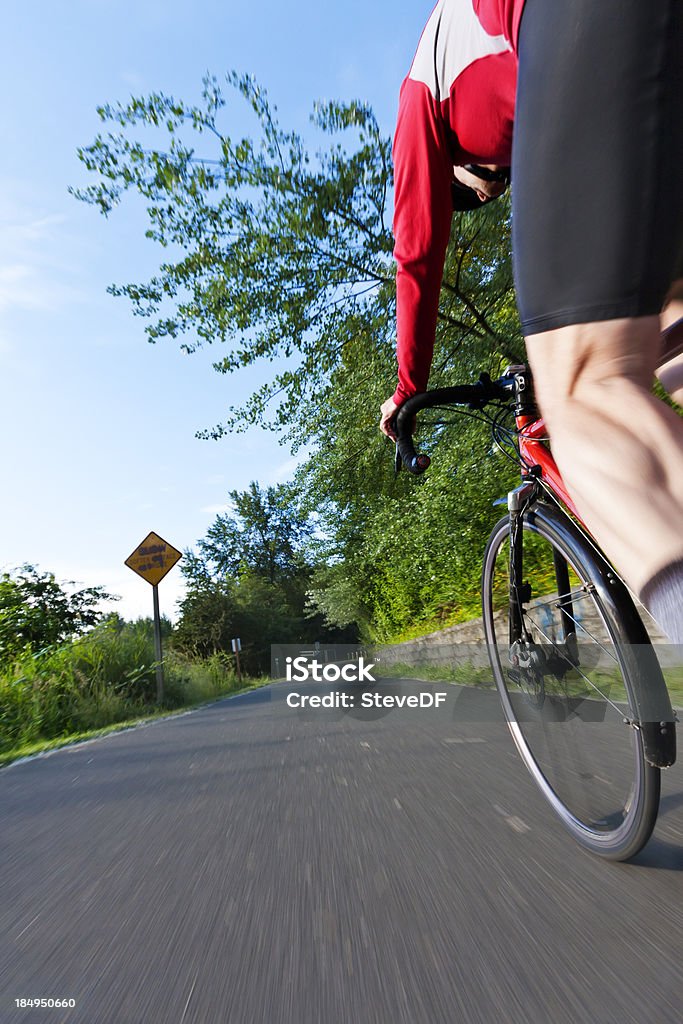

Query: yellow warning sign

[125,531,182,587]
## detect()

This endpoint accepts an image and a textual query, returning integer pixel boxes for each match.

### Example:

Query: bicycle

[393,320,683,861]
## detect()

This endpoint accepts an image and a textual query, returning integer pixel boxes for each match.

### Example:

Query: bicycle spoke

[520,610,633,719]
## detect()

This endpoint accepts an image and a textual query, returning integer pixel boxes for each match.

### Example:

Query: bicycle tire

[482,502,662,861]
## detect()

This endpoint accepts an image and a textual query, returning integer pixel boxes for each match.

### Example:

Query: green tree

[187,481,313,585]
[0,565,115,663]
[299,199,523,641]
[304,415,518,643]
[72,74,395,440]
[174,482,354,669]
[172,578,237,659]
[72,73,520,444]
[74,73,524,642]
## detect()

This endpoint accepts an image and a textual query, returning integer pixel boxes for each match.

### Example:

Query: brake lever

[394,443,402,477]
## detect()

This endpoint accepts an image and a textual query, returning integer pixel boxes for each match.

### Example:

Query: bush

[0,564,114,663]
[0,616,262,759]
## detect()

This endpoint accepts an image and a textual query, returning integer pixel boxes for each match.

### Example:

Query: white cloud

[267,449,312,484]
[0,212,68,247]
[268,457,298,483]
[100,572,186,624]
[0,262,85,313]
[0,263,30,287]
[0,201,86,313]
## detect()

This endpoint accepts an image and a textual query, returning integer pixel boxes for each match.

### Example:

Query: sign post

[152,584,163,700]
[231,637,243,686]
[125,531,182,703]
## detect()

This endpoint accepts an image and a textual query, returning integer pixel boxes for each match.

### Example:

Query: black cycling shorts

[512,0,683,335]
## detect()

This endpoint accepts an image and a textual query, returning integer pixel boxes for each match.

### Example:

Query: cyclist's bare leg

[525,316,683,600]
[514,0,683,639]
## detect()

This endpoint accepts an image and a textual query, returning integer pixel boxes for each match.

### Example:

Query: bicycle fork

[507,481,536,648]
[507,481,579,669]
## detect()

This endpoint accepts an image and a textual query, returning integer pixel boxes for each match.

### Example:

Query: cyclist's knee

[524,317,661,424]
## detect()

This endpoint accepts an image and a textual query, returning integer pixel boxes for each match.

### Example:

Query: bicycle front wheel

[482,503,661,861]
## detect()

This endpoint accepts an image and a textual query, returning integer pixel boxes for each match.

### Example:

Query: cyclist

[381,0,683,644]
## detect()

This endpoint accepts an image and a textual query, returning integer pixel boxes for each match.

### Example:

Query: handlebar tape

[395,435,431,475]
[392,379,504,476]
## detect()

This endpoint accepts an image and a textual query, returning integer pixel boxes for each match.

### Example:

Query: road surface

[1,680,682,1023]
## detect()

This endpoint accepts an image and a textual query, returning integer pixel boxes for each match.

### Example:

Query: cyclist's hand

[379,396,400,440]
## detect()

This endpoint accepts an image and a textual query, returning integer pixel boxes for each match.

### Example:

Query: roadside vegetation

[0,567,268,766]
[0,483,355,763]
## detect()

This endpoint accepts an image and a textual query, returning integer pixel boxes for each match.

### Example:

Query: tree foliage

[0,565,114,663]
[73,72,521,440]
[174,482,355,669]
[74,73,525,643]
[185,481,313,585]
[73,73,395,441]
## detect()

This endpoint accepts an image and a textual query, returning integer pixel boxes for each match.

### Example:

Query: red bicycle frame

[515,413,581,520]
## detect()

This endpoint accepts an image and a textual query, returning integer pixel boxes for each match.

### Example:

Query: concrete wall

[375,595,669,671]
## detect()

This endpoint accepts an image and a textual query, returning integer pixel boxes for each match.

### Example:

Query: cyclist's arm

[392,77,454,406]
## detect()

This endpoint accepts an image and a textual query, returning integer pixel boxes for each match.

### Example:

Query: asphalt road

[1,680,682,1024]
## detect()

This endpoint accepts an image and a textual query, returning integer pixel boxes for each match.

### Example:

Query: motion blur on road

[2,679,682,1024]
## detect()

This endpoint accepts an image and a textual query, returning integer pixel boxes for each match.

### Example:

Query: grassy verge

[373,659,494,687]
[0,679,269,769]
[0,619,271,768]
[374,659,683,708]
[662,667,683,708]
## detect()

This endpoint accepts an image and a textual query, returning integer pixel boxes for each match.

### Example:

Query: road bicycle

[393,321,683,861]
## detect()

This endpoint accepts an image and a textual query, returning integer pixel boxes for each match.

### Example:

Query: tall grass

[0,617,260,761]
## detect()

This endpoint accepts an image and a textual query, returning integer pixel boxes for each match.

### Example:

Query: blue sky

[1,1,429,621]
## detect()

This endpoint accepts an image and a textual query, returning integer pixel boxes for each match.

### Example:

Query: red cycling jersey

[392,0,523,405]
[472,0,525,52]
